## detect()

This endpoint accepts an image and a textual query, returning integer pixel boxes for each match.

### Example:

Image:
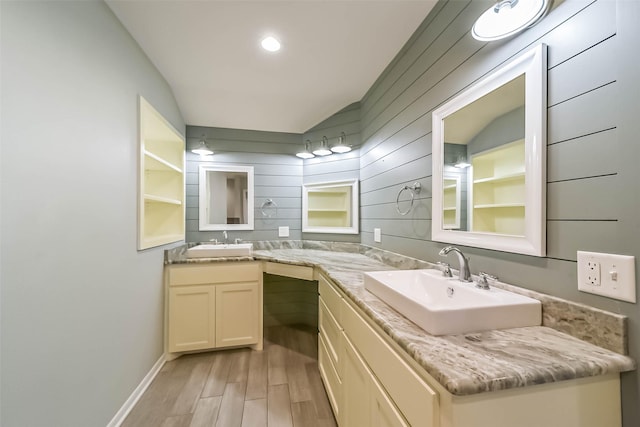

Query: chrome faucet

[222,230,228,244]
[438,246,472,282]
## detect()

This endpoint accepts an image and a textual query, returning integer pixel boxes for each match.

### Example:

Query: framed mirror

[432,44,547,256]
[302,180,359,234]
[199,164,254,231]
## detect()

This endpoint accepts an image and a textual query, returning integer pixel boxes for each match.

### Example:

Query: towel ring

[396,182,421,216]
[260,199,278,218]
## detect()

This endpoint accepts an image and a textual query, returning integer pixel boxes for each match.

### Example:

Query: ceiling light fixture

[261,36,281,52]
[454,159,471,169]
[296,140,315,159]
[313,136,332,157]
[331,132,352,154]
[472,0,551,42]
[191,135,213,156]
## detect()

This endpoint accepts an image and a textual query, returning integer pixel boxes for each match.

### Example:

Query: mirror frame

[302,179,359,234]
[198,164,255,231]
[432,44,547,256]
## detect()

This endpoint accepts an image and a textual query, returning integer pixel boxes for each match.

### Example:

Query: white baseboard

[106,353,166,427]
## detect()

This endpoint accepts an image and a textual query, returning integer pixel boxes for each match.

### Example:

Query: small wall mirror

[302,180,359,234]
[432,44,547,256]
[199,164,254,231]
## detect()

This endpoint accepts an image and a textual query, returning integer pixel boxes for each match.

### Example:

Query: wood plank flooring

[122,324,337,427]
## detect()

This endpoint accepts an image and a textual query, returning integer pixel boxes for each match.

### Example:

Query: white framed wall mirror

[302,179,359,234]
[199,164,254,231]
[432,44,547,256]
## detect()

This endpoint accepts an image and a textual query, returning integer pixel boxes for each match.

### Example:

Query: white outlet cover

[374,228,381,243]
[278,226,289,238]
[577,251,636,303]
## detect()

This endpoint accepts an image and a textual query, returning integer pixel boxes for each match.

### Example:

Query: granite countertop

[166,242,636,396]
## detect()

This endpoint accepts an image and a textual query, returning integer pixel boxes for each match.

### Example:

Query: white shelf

[144,194,183,205]
[474,171,524,184]
[144,150,183,173]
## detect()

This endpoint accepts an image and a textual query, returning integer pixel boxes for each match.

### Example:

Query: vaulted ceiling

[106,1,437,133]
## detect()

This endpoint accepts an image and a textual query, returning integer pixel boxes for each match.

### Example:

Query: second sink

[186,243,253,258]
[363,269,541,336]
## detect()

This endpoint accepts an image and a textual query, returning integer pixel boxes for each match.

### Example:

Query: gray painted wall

[302,103,362,243]
[186,126,303,243]
[1,1,184,426]
[359,0,640,425]
[187,104,365,244]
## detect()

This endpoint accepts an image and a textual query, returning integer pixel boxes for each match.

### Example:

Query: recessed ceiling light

[261,36,281,52]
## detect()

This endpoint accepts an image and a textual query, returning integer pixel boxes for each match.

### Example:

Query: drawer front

[319,333,342,420]
[264,262,314,281]
[319,298,343,378]
[169,262,260,286]
[341,299,439,427]
[318,274,343,324]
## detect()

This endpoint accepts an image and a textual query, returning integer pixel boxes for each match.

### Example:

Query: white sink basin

[186,243,253,258]
[363,269,541,336]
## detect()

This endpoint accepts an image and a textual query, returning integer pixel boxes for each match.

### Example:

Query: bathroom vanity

[164,242,635,426]
[164,261,263,358]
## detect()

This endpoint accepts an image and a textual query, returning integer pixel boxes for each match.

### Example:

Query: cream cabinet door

[168,285,215,353]
[342,336,371,426]
[215,282,260,348]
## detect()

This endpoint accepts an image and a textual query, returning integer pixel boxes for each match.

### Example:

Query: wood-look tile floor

[122,324,337,427]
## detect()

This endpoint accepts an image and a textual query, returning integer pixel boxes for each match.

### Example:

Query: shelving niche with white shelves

[138,96,185,250]
[302,180,359,234]
[471,139,525,235]
[443,176,460,230]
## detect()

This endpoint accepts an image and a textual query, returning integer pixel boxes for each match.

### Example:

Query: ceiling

[106,0,437,134]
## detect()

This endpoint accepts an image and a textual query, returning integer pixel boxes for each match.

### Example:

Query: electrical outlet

[374,228,381,243]
[577,251,636,303]
[278,226,289,238]
[585,259,601,286]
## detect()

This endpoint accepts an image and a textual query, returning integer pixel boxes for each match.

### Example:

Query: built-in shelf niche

[443,175,461,230]
[138,96,185,250]
[471,139,525,235]
[302,180,359,234]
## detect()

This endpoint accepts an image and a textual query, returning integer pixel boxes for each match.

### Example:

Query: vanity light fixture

[191,135,214,156]
[261,36,281,52]
[296,140,315,159]
[472,0,551,42]
[313,136,332,157]
[331,132,352,154]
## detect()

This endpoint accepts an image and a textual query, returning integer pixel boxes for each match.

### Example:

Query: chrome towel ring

[260,199,278,218]
[396,182,421,216]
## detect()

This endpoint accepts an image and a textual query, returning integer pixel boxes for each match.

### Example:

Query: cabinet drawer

[169,262,259,286]
[319,298,343,378]
[342,299,439,427]
[318,274,343,324]
[264,262,314,281]
[319,333,342,420]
